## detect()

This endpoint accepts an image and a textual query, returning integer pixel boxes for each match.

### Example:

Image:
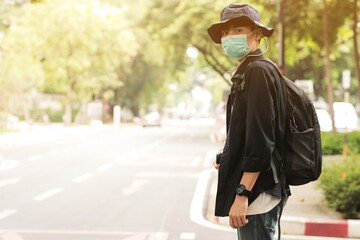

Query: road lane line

[0,229,146,236]
[122,179,149,196]
[202,150,217,168]
[189,169,233,232]
[209,133,217,143]
[147,232,169,240]
[27,155,44,162]
[97,163,113,172]
[72,173,94,183]
[62,146,73,152]
[190,157,202,167]
[0,178,21,188]
[122,234,147,240]
[138,130,184,153]
[180,232,195,240]
[0,209,17,220]
[117,153,139,166]
[1,232,24,240]
[48,150,59,156]
[0,159,19,171]
[33,188,63,201]
[136,172,199,179]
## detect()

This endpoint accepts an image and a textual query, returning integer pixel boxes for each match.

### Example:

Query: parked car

[333,102,358,130]
[315,108,332,132]
[141,111,161,127]
[315,102,358,131]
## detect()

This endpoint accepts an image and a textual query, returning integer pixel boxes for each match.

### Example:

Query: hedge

[321,131,360,155]
[319,156,360,219]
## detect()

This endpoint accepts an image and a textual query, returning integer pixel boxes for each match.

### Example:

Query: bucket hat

[208,4,274,44]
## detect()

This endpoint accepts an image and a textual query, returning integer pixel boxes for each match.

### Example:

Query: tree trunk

[353,0,360,102]
[278,0,285,75]
[23,97,31,124]
[323,0,336,133]
[64,92,72,125]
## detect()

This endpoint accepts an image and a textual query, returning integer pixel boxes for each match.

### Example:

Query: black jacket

[215,50,287,217]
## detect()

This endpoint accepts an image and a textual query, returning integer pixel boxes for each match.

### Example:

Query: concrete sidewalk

[205,170,360,239]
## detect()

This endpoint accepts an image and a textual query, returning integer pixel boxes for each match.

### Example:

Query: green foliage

[319,156,360,218]
[0,0,359,123]
[0,0,139,122]
[321,132,344,155]
[348,131,360,154]
[321,131,360,155]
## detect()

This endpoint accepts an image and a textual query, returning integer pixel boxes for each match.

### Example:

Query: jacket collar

[231,49,263,85]
[238,49,263,72]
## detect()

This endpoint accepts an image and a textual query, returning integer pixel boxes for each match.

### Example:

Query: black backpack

[257,58,323,187]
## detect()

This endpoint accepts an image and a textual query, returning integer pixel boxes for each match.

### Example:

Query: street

[0,121,344,240]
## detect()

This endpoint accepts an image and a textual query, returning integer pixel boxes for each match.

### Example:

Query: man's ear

[255,29,263,41]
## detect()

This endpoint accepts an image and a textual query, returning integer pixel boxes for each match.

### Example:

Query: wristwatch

[235,184,251,197]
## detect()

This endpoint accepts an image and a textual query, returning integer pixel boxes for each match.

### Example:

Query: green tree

[1,0,138,124]
[352,0,360,102]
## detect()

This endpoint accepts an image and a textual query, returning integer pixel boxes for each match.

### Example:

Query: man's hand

[229,195,249,228]
[213,160,220,170]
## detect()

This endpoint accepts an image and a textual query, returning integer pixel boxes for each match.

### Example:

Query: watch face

[236,184,250,197]
[236,185,245,194]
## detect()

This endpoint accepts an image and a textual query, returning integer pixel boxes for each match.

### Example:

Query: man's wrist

[235,184,251,197]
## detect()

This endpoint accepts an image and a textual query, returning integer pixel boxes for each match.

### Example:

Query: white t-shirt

[247,192,281,215]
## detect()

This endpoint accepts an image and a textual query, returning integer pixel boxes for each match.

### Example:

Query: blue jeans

[237,200,284,240]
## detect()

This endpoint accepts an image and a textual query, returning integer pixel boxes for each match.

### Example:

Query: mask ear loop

[247,35,269,58]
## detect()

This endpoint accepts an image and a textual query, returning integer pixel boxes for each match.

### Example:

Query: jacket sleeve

[241,65,276,172]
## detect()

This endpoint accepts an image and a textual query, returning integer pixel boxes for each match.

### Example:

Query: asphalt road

[0,121,344,240]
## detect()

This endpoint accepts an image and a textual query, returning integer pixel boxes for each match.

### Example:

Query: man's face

[221,25,253,38]
[221,24,260,50]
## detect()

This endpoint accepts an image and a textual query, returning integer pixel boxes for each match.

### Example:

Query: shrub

[319,156,360,219]
[45,109,64,122]
[321,131,360,155]
[321,132,344,155]
[348,131,360,154]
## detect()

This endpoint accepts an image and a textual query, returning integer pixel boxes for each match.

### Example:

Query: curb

[202,169,360,239]
[281,216,360,238]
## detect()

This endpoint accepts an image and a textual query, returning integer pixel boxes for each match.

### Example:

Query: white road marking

[97,163,113,172]
[33,188,63,201]
[62,146,73,152]
[0,159,19,171]
[0,209,17,220]
[72,173,94,183]
[202,150,217,168]
[0,178,21,188]
[27,155,43,162]
[0,229,149,236]
[190,157,202,167]
[48,150,59,156]
[180,232,195,240]
[209,133,217,143]
[117,153,139,166]
[1,232,24,240]
[122,179,149,196]
[118,131,183,166]
[136,172,199,179]
[189,169,233,232]
[147,232,169,240]
[122,234,147,240]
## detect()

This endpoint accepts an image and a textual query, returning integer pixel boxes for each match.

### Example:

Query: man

[208,4,289,240]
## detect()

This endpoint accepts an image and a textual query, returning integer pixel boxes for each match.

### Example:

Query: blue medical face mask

[221,31,255,59]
